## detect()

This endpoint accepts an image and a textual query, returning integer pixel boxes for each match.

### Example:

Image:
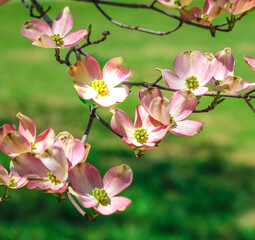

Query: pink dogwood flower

[244,55,255,71]
[0,163,27,189]
[180,0,225,25]
[68,162,133,216]
[209,48,255,93]
[215,0,255,15]
[157,0,192,8]
[139,87,204,137]
[21,7,87,48]
[10,132,86,193]
[158,51,217,96]
[110,106,168,150]
[0,113,55,157]
[68,55,131,107]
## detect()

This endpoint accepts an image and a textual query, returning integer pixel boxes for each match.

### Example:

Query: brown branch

[93,1,183,35]
[75,0,251,36]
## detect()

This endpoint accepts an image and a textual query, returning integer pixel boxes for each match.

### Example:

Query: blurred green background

[0,0,255,239]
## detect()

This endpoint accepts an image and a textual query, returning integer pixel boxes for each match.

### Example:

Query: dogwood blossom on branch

[21,6,87,48]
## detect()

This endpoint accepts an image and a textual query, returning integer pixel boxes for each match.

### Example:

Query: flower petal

[10,153,48,178]
[102,57,131,88]
[110,108,134,138]
[169,90,197,121]
[192,86,209,96]
[94,87,129,107]
[214,48,235,80]
[69,162,103,195]
[16,112,36,144]
[147,125,168,143]
[244,55,255,71]
[68,186,98,208]
[21,19,52,41]
[52,6,73,37]
[94,196,132,216]
[0,164,10,186]
[61,29,87,48]
[9,174,28,189]
[32,34,57,48]
[158,68,186,90]
[34,128,55,154]
[74,85,98,100]
[103,164,133,197]
[40,146,68,181]
[27,179,68,193]
[0,124,16,143]
[68,56,103,85]
[1,131,31,157]
[174,51,205,80]
[170,120,204,137]
[54,131,85,169]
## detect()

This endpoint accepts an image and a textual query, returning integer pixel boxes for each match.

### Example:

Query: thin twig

[244,98,255,113]
[93,1,183,35]
[94,112,123,138]
[82,106,96,143]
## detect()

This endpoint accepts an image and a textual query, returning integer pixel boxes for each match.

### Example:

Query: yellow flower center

[47,172,61,185]
[50,34,64,47]
[92,79,109,97]
[92,188,109,205]
[215,80,223,86]
[9,176,16,187]
[134,127,149,144]
[185,76,199,90]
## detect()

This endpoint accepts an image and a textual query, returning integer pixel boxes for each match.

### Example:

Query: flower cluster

[0,113,133,216]
[157,0,255,25]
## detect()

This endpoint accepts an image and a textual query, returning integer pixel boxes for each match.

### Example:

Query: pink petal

[110,108,134,138]
[102,57,131,88]
[139,87,164,112]
[27,179,68,193]
[103,164,133,197]
[54,131,85,169]
[134,105,162,131]
[16,112,36,143]
[74,85,98,100]
[34,128,55,154]
[148,97,170,125]
[147,125,168,143]
[94,196,132,216]
[68,186,98,208]
[69,162,103,195]
[169,90,197,121]
[122,137,156,150]
[214,48,235,80]
[52,6,73,37]
[231,0,255,15]
[170,120,204,137]
[61,29,87,48]
[244,55,255,71]
[68,56,103,85]
[1,131,31,157]
[174,51,205,80]
[32,34,57,48]
[204,0,225,20]
[158,69,186,90]
[40,146,68,181]
[192,86,209,96]
[0,124,16,143]
[10,153,48,178]
[198,53,217,86]
[21,19,52,41]
[0,163,10,186]
[93,87,129,107]
[9,174,28,189]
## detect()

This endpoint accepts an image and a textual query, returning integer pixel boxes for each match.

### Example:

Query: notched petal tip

[67,66,77,77]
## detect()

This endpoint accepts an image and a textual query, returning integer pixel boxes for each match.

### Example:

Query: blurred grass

[0,1,255,239]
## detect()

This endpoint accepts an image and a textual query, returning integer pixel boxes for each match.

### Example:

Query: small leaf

[217,98,225,105]
[134,149,145,158]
